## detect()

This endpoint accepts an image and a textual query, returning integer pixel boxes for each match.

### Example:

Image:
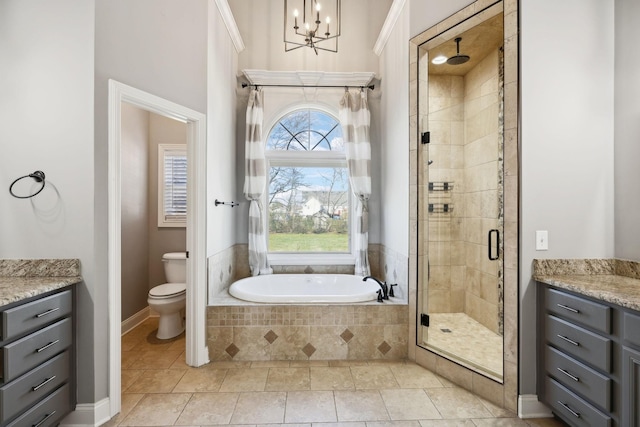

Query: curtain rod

[241,82,375,90]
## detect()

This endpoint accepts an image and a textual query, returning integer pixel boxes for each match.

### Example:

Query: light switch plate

[536,230,548,250]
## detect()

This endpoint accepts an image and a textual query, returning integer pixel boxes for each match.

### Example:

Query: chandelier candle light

[284,0,341,54]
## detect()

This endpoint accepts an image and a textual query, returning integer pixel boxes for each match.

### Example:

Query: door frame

[107,80,209,417]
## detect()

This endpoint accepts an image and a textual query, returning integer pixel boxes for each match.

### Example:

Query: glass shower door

[416,9,505,382]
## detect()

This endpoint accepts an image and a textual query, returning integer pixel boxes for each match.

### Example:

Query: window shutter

[159,145,187,226]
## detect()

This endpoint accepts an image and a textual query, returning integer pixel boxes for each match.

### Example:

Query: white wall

[519,0,615,394]
[229,0,390,73]
[409,0,474,38]
[121,104,151,321]
[379,1,410,256]
[0,0,96,401]
[95,0,208,403]
[208,1,240,256]
[614,0,640,261]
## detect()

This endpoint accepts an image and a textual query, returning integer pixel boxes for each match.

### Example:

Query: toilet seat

[149,283,186,299]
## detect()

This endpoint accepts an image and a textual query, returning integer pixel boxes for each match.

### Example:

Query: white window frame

[265,112,355,266]
[158,144,187,227]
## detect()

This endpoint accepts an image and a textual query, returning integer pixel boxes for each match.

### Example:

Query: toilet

[148,252,187,339]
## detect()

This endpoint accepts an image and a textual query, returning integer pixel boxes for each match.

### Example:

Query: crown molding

[214,0,245,53]
[242,70,376,87]
[373,0,407,56]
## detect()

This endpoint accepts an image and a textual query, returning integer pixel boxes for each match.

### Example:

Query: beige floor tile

[472,419,530,426]
[122,351,141,369]
[350,366,399,389]
[479,397,517,418]
[380,388,442,420]
[128,349,183,370]
[291,360,329,367]
[329,360,370,367]
[418,421,477,426]
[169,352,191,369]
[285,390,338,423]
[266,367,311,391]
[425,388,493,419]
[208,360,253,369]
[310,367,355,390]
[367,422,422,427]
[334,390,390,422]
[220,367,269,392]
[390,363,445,388]
[119,393,192,426]
[173,368,228,392]
[311,423,365,427]
[124,369,187,394]
[252,360,291,368]
[230,391,287,424]
[121,369,144,391]
[101,393,144,426]
[175,392,239,425]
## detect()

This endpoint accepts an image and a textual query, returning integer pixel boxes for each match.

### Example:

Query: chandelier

[284,0,341,55]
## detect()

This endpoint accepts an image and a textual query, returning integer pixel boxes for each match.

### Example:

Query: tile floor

[425,313,503,381]
[106,318,567,426]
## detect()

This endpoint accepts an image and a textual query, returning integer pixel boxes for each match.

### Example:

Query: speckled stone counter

[0,259,81,307]
[533,258,640,311]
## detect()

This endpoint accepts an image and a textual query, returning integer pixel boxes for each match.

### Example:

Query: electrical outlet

[536,230,548,251]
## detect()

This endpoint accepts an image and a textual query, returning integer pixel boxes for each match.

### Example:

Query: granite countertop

[0,259,82,307]
[533,258,640,311]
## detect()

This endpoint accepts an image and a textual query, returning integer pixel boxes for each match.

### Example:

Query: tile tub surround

[206,304,408,362]
[533,258,640,311]
[0,258,81,306]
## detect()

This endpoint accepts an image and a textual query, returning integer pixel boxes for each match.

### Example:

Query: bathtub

[228,274,379,303]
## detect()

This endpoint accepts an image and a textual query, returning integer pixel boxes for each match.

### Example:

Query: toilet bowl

[148,252,187,339]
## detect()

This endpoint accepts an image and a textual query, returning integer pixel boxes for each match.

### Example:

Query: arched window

[266,109,351,257]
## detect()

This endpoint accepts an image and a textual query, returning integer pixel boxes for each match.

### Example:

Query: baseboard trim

[59,397,111,427]
[518,394,553,419]
[121,307,151,335]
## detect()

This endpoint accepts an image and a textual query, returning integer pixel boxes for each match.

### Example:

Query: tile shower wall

[462,48,503,335]
[425,49,502,335]
[206,304,408,361]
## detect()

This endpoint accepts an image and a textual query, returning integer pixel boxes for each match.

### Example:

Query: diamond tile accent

[340,328,354,343]
[264,330,279,344]
[225,343,240,357]
[377,341,392,355]
[304,266,314,274]
[302,343,316,357]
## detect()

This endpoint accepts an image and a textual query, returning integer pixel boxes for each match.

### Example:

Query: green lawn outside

[269,233,349,252]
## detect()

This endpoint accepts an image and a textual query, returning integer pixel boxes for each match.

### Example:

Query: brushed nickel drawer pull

[557,334,580,346]
[31,375,57,391]
[35,339,60,353]
[32,411,56,427]
[557,401,580,418]
[557,367,580,382]
[35,307,60,318]
[557,304,580,314]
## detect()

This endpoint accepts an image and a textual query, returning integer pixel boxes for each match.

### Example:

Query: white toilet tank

[162,252,187,283]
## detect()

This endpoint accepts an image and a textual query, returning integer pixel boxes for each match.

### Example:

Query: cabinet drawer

[6,383,70,427]
[546,288,611,334]
[623,311,640,348]
[545,345,611,411]
[546,315,611,372]
[1,290,72,342]
[2,318,72,382]
[545,377,611,427]
[0,351,70,423]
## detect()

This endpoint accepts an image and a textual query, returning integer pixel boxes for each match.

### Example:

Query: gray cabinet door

[622,346,640,427]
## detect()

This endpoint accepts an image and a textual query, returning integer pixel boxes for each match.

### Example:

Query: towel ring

[9,171,46,199]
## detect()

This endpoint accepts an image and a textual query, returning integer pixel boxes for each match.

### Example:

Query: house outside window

[158,144,187,227]
[266,108,353,264]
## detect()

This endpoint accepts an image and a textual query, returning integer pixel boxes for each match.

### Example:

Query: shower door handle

[488,229,499,261]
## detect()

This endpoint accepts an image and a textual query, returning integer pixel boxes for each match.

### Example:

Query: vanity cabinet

[538,284,640,427]
[0,286,75,427]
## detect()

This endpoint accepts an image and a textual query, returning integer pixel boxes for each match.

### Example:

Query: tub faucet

[363,276,388,300]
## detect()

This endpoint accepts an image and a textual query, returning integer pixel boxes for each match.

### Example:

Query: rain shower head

[447,37,470,65]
